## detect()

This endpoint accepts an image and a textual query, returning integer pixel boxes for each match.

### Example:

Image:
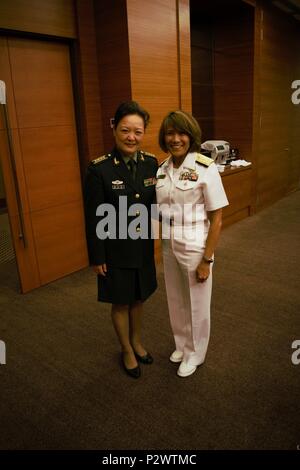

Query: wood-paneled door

[0,36,88,293]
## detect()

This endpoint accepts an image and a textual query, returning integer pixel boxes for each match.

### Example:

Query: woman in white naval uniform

[156,111,229,377]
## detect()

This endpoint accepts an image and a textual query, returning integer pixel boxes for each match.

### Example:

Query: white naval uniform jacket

[156,151,229,247]
[156,151,229,366]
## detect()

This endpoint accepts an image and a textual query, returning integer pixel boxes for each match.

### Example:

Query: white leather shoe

[177,361,197,377]
[169,350,183,363]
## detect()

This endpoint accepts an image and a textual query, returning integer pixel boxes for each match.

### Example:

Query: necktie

[127,159,136,180]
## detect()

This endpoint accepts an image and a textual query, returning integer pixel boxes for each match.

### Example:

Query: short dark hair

[158,110,202,153]
[113,101,150,129]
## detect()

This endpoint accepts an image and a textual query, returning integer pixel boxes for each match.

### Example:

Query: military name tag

[144,177,157,187]
[112,180,125,189]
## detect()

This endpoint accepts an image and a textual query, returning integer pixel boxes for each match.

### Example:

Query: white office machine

[201,140,230,164]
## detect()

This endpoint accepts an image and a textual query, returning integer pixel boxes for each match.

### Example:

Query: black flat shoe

[135,352,154,365]
[121,356,141,379]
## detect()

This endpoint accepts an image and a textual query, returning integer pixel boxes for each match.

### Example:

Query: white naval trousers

[162,227,212,367]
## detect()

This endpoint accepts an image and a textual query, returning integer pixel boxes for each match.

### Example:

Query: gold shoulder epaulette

[141,150,157,159]
[195,153,214,167]
[90,154,109,165]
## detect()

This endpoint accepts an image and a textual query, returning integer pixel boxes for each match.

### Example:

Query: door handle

[0,80,26,247]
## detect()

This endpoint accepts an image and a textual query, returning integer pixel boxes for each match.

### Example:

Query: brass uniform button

[136,210,140,216]
[135,193,140,199]
[136,227,141,232]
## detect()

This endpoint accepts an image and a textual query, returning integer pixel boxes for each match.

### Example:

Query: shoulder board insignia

[91,154,109,165]
[195,153,214,167]
[141,150,157,159]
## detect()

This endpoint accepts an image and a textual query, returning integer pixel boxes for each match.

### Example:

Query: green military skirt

[97,259,157,304]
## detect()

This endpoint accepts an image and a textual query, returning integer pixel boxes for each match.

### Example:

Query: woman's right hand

[93,264,107,276]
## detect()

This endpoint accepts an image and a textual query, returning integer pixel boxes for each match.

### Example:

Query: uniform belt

[164,218,201,227]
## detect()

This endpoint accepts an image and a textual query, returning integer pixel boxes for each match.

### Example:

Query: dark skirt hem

[97,264,157,305]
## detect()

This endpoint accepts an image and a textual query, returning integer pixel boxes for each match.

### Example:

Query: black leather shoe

[121,356,141,378]
[135,352,154,365]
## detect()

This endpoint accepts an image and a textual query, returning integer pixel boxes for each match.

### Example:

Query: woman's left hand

[196,261,210,283]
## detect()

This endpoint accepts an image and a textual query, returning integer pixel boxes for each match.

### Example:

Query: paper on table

[230,159,251,167]
[216,164,226,172]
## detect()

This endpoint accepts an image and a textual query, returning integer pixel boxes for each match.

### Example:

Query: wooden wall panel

[191,21,214,141]
[288,27,300,193]
[126,0,179,159]
[190,1,256,222]
[214,7,254,162]
[87,0,192,161]
[0,0,76,38]
[177,0,192,112]
[75,0,104,164]
[94,0,131,153]
[254,1,300,209]
[127,0,191,160]
[191,2,254,157]
[251,3,262,214]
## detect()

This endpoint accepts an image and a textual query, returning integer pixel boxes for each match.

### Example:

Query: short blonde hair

[158,110,202,153]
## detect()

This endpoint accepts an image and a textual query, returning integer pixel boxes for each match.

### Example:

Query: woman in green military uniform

[84,101,158,379]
